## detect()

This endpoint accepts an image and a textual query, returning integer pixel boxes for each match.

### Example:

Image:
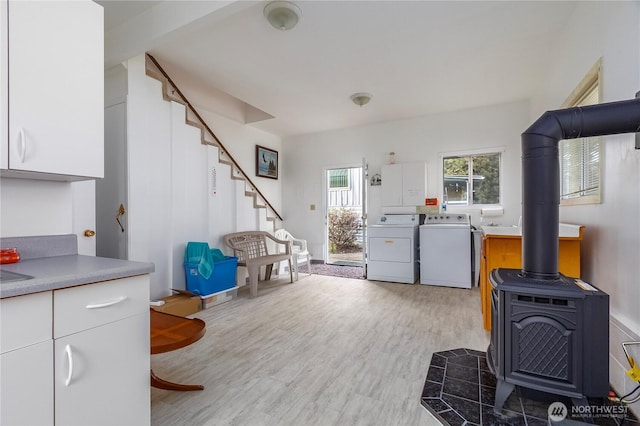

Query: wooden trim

[561,58,602,108]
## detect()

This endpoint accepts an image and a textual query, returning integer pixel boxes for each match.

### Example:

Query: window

[328,169,350,189]
[559,59,602,205]
[442,152,501,206]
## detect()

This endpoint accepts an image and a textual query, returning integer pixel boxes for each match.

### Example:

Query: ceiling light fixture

[351,92,372,107]
[264,1,302,31]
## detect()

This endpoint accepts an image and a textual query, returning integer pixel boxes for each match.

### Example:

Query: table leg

[151,369,204,391]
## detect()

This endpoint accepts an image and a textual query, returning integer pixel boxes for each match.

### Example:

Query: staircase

[144,53,282,230]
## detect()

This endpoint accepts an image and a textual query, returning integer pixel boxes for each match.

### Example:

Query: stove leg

[493,380,515,415]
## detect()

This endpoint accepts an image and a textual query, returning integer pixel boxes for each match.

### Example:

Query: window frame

[328,168,350,190]
[439,147,504,208]
[559,59,602,206]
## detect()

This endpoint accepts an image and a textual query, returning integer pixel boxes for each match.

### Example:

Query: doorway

[325,165,366,267]
[96,100,128,260]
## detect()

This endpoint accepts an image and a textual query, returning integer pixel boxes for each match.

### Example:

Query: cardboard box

[151,289,201,317]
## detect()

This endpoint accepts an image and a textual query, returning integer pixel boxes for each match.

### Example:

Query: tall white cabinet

[0,0,103,179]
[381,162,428,208]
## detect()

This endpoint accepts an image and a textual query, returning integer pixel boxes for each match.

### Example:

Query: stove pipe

[522,97,640,279]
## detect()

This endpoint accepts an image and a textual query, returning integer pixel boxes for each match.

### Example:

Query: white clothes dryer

[367,214,420,284]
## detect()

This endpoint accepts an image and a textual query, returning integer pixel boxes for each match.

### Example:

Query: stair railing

[145,53,283,223]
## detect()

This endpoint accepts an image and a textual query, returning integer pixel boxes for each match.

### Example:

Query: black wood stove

[486,96,640,414]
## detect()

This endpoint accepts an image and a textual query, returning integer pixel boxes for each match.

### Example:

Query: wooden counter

[479,225,584,331]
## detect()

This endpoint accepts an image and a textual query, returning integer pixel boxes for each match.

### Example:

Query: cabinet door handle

[17,128,26,163]
[65,344,74,386]
[85,296,127,309]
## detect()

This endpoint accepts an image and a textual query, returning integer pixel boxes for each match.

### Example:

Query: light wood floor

[151,274,490,425]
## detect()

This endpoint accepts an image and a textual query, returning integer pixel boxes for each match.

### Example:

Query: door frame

[323,162,366,267]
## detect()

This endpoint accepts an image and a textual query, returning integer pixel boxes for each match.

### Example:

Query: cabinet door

[401,162,427,206]
[0,292,53,425]
[55,313,150,426]
[7,0,103,178]
[1,0,7,170]
[381,164,403,206]
[1,341,54,426]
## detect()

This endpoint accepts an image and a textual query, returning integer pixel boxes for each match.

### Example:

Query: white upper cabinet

[382,162,427,207]
[1,0,104,180]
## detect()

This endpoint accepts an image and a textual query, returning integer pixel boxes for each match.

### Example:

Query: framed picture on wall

[256,145,278,179]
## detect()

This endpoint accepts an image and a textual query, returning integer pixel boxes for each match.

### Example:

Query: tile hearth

[421,348,639,426]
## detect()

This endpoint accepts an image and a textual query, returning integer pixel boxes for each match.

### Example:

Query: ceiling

[98,1,579,138]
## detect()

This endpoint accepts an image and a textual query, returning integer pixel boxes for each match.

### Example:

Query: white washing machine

[420,213,472,288]
[367,214,420,284]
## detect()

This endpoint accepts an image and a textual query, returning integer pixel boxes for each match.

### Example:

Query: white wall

[0,178,72,237]
[282,100,530,260]
[125,55,282,300]
[531,1,640,413]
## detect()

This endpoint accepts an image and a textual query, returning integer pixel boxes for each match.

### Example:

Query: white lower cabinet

[0,275,150,425]
[0,291,53,426]
[1,340,54,425]
[53,275,150,426]
[54,313,149,426]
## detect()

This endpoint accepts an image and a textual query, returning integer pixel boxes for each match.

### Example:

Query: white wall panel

[207,147,235,251]
[125,54,282,299]
[126,55,174,300]
[170,101,209,291]
[532,2,640,334]
[530,2,639,414]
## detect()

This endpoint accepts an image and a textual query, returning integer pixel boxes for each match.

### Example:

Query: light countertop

[481,223,584,238]
[0,234,154,298]
[0,254,154,298]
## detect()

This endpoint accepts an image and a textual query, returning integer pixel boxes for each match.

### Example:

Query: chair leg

[248,265,259,297]
[287,258,293,283]
[265,264,274,281]
[292,254,299,281]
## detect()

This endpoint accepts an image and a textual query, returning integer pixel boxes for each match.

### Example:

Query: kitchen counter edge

[0,255,155,298]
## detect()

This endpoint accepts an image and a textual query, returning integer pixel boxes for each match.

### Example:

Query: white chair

[275,228,311,280]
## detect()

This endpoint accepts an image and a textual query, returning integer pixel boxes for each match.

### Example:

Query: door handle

[116,204,126,233]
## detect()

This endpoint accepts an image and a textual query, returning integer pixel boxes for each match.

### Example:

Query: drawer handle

[85,296,127,309]
[65,344,74,386]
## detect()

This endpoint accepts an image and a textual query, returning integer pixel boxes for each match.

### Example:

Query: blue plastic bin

[184,256,238,296]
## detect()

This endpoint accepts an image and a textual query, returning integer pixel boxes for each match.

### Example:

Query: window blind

[559,78,600,201]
